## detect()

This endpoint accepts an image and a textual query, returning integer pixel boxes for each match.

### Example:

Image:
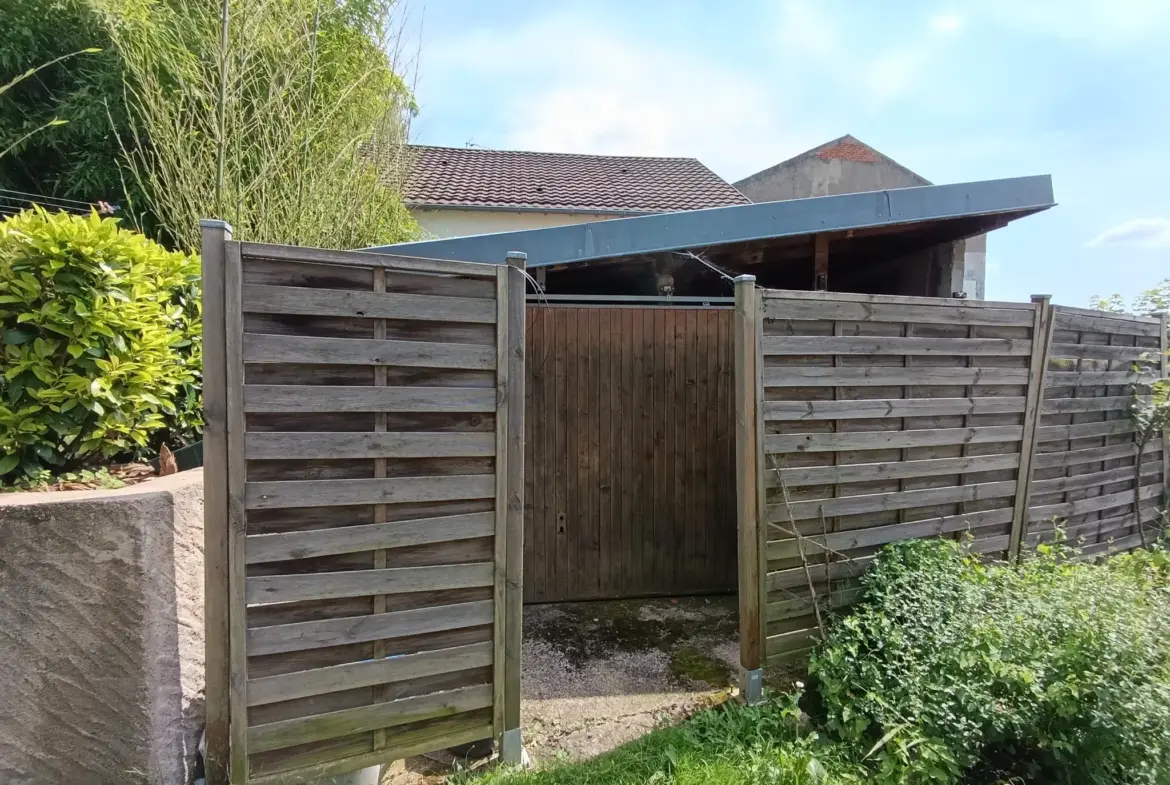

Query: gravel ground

[384,596,740,783]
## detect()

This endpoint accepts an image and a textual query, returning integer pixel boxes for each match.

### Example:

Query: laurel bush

[0,208,199,482]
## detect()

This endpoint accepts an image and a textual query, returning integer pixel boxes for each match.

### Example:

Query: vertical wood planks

[503,253,527,745]
[521,305,737,602]
[492,264,510,737]
[199,220,231,785]
[734,277,763,674]
[223,241,249,783]
[1161,311,1169,511]
[1009,296,1053,560]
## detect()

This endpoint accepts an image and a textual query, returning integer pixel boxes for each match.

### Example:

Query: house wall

[733,156,926,202]
[410,207,622,239]
[734,154,989,300]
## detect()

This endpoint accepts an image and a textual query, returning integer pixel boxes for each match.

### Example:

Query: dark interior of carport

[372,176,1055,603]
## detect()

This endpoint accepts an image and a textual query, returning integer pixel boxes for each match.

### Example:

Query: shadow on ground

[385,595,744,782]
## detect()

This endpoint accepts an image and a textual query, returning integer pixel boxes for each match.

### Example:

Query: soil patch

[384,596,740,784]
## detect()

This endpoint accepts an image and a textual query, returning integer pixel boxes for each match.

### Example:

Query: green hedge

[811,539,1170,784]
[0,208,200,482]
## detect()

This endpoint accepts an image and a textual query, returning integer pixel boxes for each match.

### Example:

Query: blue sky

[402,0,1170,306]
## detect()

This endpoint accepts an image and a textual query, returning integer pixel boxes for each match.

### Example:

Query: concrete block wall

[0,470,205,785]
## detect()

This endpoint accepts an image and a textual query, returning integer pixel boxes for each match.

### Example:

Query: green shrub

[811,538,1170,785]
[0,207,200,482]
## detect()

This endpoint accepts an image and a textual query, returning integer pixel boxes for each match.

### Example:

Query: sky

[400,0,1170,307]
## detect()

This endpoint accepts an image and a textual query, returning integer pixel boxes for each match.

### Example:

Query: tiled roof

[399,145,751,213]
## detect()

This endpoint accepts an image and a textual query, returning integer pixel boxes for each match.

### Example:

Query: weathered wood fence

[735,281,1168,673]
[524,304,737,602]
[201,223,525,784]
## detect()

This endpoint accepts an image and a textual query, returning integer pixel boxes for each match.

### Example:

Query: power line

[0,187,94,208]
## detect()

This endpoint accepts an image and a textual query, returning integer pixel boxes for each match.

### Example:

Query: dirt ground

[385,596,742,783]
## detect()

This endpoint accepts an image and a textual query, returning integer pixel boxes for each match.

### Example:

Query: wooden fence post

[1160,311,1169,516]
[1009,294,1054,561]
[734,275,764,702]
[199,219,232,785]
[501,251,527,763]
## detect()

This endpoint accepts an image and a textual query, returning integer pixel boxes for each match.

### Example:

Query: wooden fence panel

[1024,306,1166,554]
[742,289,1042,668]
[736,288,1170,677]
[202,226,524,784]
[524,305,737,602]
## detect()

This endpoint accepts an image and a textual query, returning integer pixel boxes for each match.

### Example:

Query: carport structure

[199,175,1071,782]
[369,175,1056,605]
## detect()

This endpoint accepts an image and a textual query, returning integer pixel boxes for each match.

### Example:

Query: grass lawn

[455,691,866,785]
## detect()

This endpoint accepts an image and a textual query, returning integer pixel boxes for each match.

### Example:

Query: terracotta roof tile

[398,145,750,213]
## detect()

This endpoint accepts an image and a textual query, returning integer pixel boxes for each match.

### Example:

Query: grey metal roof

[366,174,1054,268]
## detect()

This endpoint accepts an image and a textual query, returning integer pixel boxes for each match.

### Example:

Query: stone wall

[0,469,204,785]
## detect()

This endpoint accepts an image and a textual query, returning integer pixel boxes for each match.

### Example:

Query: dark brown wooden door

[524,305,737,602]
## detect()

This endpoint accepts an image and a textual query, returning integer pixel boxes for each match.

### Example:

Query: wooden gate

[524,303,737,602]
[200,223,525,784]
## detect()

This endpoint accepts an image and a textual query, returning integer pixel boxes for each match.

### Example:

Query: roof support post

[813,234,829,291]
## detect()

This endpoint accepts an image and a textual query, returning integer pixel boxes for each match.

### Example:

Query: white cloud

[773,0,949,108]
[929,12,965,34]
[1087,218,1170,248]
[424,13,825,181]
[980,0,1170,43]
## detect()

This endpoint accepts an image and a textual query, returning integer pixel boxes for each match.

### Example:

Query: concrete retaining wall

[0,469,205,785]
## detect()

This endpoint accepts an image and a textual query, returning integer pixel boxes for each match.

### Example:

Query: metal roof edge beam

[364,174,1055,268]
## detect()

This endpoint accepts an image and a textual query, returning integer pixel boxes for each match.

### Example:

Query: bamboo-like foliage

[95,0,418,251]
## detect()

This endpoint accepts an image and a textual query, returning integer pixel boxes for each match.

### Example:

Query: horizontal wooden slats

[767,507,1014,561]
[1031,465,1159,496]
[244,385,497,414]
[246,563,494,605]
[1045,370,1154,387]
[762,299,1035,327]
[247,599,495,656]
[1036,419,1135,442]
[1042,395,1137,415]
[1027,507,1158,544]
[773,453,1019,487]
[241,284,497,323]
[766,425,1022,454]
[1033,439,1162,469]
[769,480,1017,522]
[765,628,819,657]
[248,715,493,785]
[761,335,1030,356]
[245,432,495,460]
[248,683,493,753]
[1028,484,1162,522]
[247,641,493,707]
[764,396,1026,421]
[1048,343,1152,361]
[1052,309,1161,337]
[1037,419,1137,442]
[220,243,520,780]
[244,334,496,370]
[245,511,495,564]
[745,290,1163,675]
[245,474,495,509]
[763,366,1030,387]
[238,241,499,279]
